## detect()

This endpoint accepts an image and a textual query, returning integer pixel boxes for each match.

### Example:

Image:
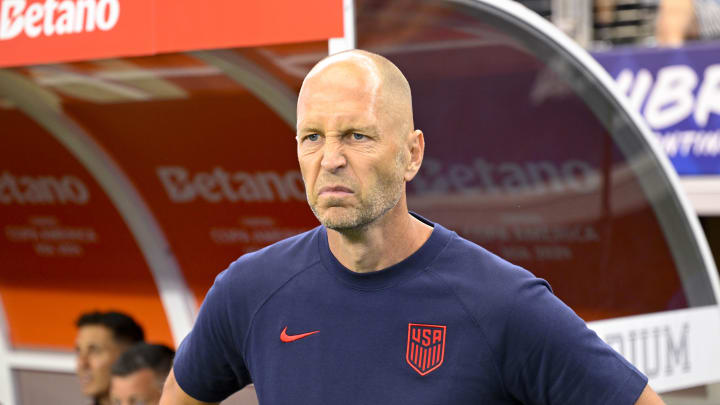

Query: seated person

[657,0,720,45]
[110,343,175,405]
[76,311,145,405]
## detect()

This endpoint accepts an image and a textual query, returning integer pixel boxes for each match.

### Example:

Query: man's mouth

[318,186,353,196]
[78,374,92,386]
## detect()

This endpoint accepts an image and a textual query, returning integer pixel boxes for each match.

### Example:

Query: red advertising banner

[0,107,173,349]
[0,0,343,68]
[31,48,323,304]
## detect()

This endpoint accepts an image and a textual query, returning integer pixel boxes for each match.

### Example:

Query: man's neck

[326,204,433,273]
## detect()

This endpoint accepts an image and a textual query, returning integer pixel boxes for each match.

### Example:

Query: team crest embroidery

[406,323,446,376]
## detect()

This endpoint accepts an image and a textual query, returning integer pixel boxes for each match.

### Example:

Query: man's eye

[306,134,319,142]
[352,133,365,140]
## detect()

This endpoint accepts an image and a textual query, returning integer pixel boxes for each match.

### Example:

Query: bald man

[160,50,665,404]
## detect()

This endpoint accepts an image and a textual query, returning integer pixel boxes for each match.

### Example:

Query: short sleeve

[173,270,250,402]
[500,277,648,404]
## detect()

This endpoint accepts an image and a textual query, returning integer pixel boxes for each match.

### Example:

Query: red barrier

[0,0,342,67]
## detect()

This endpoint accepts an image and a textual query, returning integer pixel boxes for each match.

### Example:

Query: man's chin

[316,209,364,231]
[81,383,105,398]
[324,222,362,231]
[321,217,362,231]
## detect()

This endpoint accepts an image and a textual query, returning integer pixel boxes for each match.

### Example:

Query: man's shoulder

[430,227,549,318]
[435,229,536,285]
[214,226,323,297]
[239,226,322,265]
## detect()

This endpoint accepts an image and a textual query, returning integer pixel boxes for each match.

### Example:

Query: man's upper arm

[494,274,648,404]
[634,384,666,405]
[160,369,220,405]
[172,269,247,399]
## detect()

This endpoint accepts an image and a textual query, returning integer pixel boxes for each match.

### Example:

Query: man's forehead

[301,67,378,102]
[298,112,377,132]
[76,325,115,344]
[113,368,157,385]
[305,52,380,82]
[297,84,378,130]
[300,57,381,106]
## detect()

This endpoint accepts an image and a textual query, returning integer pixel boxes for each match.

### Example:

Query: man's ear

[404,129,425,182]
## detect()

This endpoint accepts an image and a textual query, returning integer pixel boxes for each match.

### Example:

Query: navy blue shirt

[174,215,647,404]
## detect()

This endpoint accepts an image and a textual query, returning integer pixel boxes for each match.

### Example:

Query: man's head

[75,311,145,402]
[296,49,424,231]
[110,343,175,405]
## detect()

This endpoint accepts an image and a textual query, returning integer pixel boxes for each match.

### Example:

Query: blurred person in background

[110,343,175,405]
[656,0,720,45]
[76,311,145,405]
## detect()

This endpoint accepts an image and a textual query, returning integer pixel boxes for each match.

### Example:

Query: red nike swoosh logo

[280,326,319,342]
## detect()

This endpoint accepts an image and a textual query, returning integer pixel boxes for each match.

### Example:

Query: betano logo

[411,158,600,196]
[157,166,306,204]
[0,0,120,40]
[0,171,90,205]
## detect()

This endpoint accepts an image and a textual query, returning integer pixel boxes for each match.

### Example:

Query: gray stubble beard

[309,183,403,232]
[308,155,407,232]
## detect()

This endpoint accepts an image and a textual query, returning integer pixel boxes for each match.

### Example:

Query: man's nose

[76,353,89,369]
[320,142,347,172]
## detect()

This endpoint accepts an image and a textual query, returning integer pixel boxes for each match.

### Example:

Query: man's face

[110,368,163,405]
[297,63,407,230]
[76,325,125,399]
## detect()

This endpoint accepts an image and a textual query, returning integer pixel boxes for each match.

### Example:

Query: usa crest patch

[406,323,446,376]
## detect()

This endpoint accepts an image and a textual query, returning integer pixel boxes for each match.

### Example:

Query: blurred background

[1,0,720,404]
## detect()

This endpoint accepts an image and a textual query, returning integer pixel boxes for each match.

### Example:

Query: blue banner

[594,43,720,176]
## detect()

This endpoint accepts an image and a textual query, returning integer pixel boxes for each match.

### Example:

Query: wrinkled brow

[298,127,323,134]
[297,125,379,135]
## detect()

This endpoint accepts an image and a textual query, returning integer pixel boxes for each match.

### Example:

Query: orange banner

[0,0,342,67]
[0,108,174,349]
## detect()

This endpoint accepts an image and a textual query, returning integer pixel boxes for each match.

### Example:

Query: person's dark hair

[111,343,175,381]
[76,311,145,345]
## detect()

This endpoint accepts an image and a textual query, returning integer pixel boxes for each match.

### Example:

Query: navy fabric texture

[173,215,647,404]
